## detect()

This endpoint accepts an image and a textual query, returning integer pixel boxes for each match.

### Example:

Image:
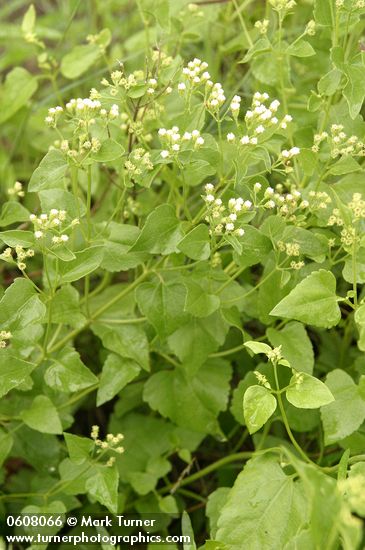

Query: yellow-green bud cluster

[266,345,282,363]
[0,330,12,349]
[0,246,34,271]
[254,371,271,389]
[330,125,365,158]
[7,181,25,198]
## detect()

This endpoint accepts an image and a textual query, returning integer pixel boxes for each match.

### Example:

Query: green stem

[273,363,312,464]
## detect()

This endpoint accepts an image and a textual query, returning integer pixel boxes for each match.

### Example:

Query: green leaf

[61,43,102,79]
[97,354,140,406]
[244,341,272,355]
[131,204,184,255]
[0,230,34,248]
[0,202,30,227]
[135,281,188,339]
[0,430,13,468]
[0,354,36,398]
[92,322,149,371]
[0,278,45,331]
[343,63,365,119]
[314,0,333,26]
[267,322,314,374]
[321,370,365,444]
[21,4,36,34]
[182,512,197,550]
[168,312,228,374]
[233,225,272,268]
[64,433,93,464]
[318,69,342,96]
[85,464,119,513]
[286,373,334,409]
[0,68,38,124]
[177,224,210,260]
[28,149,68,192]
[51,285,86,328]
[143,359,232,436]
[287,40,315,57]
[59,246,103,283]
[45,348,98,393]
[90,139,124,162]
[270,270,341,328]
[215,456,307,549]
[329,156,362,175]
[20,396,63,434]
[243,385,277,434]
[184,280,220,318]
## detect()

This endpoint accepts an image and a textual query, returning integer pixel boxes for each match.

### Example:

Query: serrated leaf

[131,204,184,255]
[270,270,341,328]
[61,43,101,79]
[97,354,140,406]
[45,348,98,393]
[177,224,210,260]
[29,149,68,192]
[0,68,38,124]
[59,246,103,283]
[321,370,365,444]
[20,396,62,434]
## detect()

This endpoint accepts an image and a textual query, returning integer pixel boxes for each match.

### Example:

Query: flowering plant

[1,0,365,547]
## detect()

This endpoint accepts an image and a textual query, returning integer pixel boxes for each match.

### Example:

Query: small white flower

[227,132,235,142]
[255,125,265,135]
[250,137,258,145]
[206,194,215,202]
[183,132,192,140]
[60,234,69,242]
[160,150,169,159]
[225,222,235,232]
[254,182,262,191]
[158,128,167,136]
[178,82,186,91]
[244,200,252,208]
[196,136,204,146]
[290,146,300,156]
[236,228,245,237]
[205,183,214,192]
[34,231,43,239]
[172,144,180,152]
[240,135,250,145]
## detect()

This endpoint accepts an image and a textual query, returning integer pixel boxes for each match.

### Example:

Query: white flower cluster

[203,183,249,237]
[45,105,63,127]
[0,330,12,349]
[0,245,34,271]
[262,185,311,221]
[65,97,119,122]
[330,125,365,158]
[227,93,294,147]
[125,148,153,178]
[29,209,78,244]
[7,181,24,198]
[159,126,204,158]
[206,82,226,112]
[230,95,241,118]
[179,58,211,90]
